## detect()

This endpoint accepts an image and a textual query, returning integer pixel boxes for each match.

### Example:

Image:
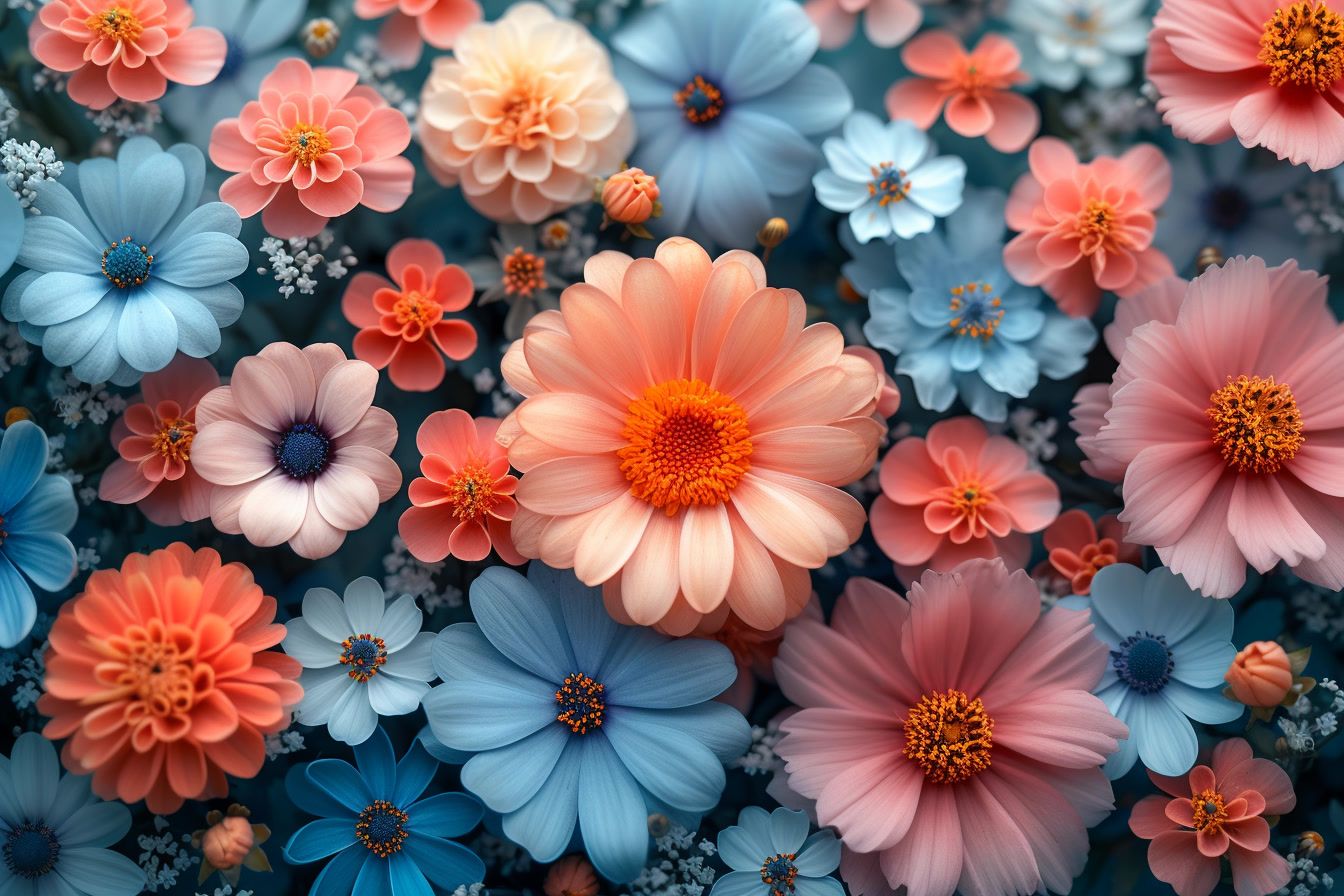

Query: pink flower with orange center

[341,238,478,392]
[29,0,225,110]
[353,0,481,67]
[1040,509,1143,596]
[1004,138,1176,318]
[210,58,414,239]
[804,0,921,49]
[39,543,302,814]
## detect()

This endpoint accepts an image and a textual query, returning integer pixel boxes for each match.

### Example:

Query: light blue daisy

[711,807,842,896]
[0,185,22,279]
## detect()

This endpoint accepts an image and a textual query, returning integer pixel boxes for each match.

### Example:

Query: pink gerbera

[190,342,402,560]
[775,559,1127,896]
[353,0,481,67]
[210,58,414,239]
[804,0,921,49]
[1082,255,1344,598]
[1130,738,1295,896]
[30,0,225,111]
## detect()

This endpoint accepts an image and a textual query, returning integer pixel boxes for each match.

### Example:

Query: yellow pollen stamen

[947,280,1004,340]
[1191,789,1229,834]
[152,417,196,464]
[502,247,546,298]
[1260,1,1344,90]
[283,123,332,166]
[391,291,443,339]
[618,378,752,516]
[86,5,143,42]
[1076,198,1123,255]
[555,672,605,734]
[445,463,499,521]
[1206,374,1304,474]
[903,690,994,784]
[868,161,912,207]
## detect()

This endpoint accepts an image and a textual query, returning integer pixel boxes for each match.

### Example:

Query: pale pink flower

[354,0,481,68]
[805,0,920,49]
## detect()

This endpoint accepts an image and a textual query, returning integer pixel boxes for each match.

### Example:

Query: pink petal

[151,27,226,86]
[191,420,277,486]
[313,464,380,530]
[314,359,378,438]
[238,473,309,547]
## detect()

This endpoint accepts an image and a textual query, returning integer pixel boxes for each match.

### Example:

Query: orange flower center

[107,617,203,718]
[903,689,994,784]
[503,247,546,298]
[618,378,753,516]
[760,853,799,896]
[555,672,605,734]
[86,5,143,42]
[391,291,443,339]
[1076,198,1122,254]
[284,123,332,166]
[1260,1,1344,90]
[340,634,387,682]
[948,281,1004,340]
[675,75,725,124]
[356,801,408,857]
[1191,789,1229,833]
[952,478,993,522]
[868,162,911,206]
[152,417,196,463]
[445,462,499,521]
[498,89,549,150]
[1207,375,1304,473]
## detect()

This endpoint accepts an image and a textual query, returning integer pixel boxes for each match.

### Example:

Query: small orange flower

[1041,509,1142,595]
[1225,641,1294,708]
[602,167,660,225]
[544,855,600,896]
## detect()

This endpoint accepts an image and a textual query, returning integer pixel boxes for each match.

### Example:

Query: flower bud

[602,168,659,225]
[201,815,255,872]
[1226,640,1294,708]
[302,18,340,58]
[544,855,599,896]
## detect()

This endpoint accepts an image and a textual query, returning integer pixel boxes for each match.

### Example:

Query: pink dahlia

[805,0,921,49]
[1130,738,1295,896]
[1081,255,1344,597]
[499,237,884,634]
[354,0,481,67]
[1005,138,1175,317]
[190,342,402,560]
[210,58,414,239]
[30,0,225,110]
[775,560,1127,896]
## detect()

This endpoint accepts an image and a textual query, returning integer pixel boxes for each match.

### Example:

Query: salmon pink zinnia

[499,237,884,635]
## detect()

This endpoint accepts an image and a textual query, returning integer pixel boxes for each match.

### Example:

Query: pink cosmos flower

[341,238,478,392]
[1147,0,1344,171]
[1130,738,1295,896]
[190,342,402,560]
[775,560,1127,896]
[398,409,524,565]
[98,355,219,526]
[805,0,921,49]
[1082,256,1344,598]
[353,0,481,68]
[30,0,225,111]
[1005,138,1176,317]
[1040,509,1143,596]
[869,417,1060,579]
[210,58,414,239]
[885,30,1040,153]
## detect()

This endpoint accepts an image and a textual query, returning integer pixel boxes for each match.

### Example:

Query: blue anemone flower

[0,732,145,896]
[284,726,486,896]
[422,564,752,883]
[611,0,852,248]
[0,185,22,279]
[2,136,248,386]
[711,807,842,896]
[0,421,77,648]
[853,187,1098,422]
[1084,564,1242,779]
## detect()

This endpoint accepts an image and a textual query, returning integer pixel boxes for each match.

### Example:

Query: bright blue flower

[0,732,144,896]
[422,564,751,883]
[711,807,842,896]
[284,726,485,896]
[854,187,1098,422]
[1085,564,1242,779]
[0,421,76,648]
[2,136,248,386]
[0,186,22,279]
[814,114,966,243]
[611,0,852,248]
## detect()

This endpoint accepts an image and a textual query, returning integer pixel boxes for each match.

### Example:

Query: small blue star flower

[711,807,842,896]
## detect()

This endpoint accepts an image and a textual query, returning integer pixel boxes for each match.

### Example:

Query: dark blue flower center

[1112,631,1174,694]
[4,822,60,879]
[340,634,387,682]
[100,237,152,288]
[675,75,725,124]
[555,672,605,735]
[1201,185,1252,233]
[219,36,246,80]
[275,423,331,479]
[947,281,1005,340]
[760,852,799,896]
[355,801,408,858]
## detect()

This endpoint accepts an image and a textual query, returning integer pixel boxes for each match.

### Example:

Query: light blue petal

[895,344,958,412]
[531,563,614,677]
[847,204,894,244]
[156,232,248,286]
[1030,313,1096,379]
[611,16,692,84]
[792,831,841,876]
[645,130,703,237]
[711,871,767,896]
[353,726,398,802]
[864,289,917,352]
[285,819,359,863]
[145,282,223,359]
[1101,692,1138,779]
[946,189,1008,255]
[948,336,983,373]
[696,139,772,249]
[158,144,207,240]
[53,847,145,896]
[738,65,852,136]
[392,738,439,808]
[0,755,21,827]
[501,742,580,862]
[325,690,375,745]
[958,373,1010,423]
[0,422,48,513]
[388,852,434,896]
[460,723,569,813]
[12,732,59,820]
[240,0,309,50]
[793,877,847,896]
[1088,564,1153,636]
[908,284,958,328]
[161,201,243,252]
[421,678,554,753]
[353,853,391,896]
[1163,680,1243,724]
[116,290,178,373]
[605,639,735,708]
[405,793,483,839]
[305,759,374,814]
[471,566,575,682]
[604,706,726,812]
[18,272,111,328]
[404,834,486,890]
[813,170,869,214]
[45,296,120,375]
[888,200,936,239]
[722,0,819,100]
[28,180,100,249]
[724,111,819,195]
[416,726,473,766]
[977,339,1037,397]
[44,768,93,830]
[193,0,247,32]
[1150,568,1234,646]
[577,736,649,884]
[0,190,22,277]
[1170,637,1238,689]
[1133,694,1200,777]
[15,214,102,275]
[184,281,245,327]
[311,846,367,896]
[285,763,355,820]
[56,801,129,849]
[74,157,123,239]
[719,808,772,869]
[996,307,1046,341]
[909,157,967,216]
[3,270,39,322]
[3,532,76,593]
[821,135,873,183]
[768,807,811,854]
[123,151,186,245]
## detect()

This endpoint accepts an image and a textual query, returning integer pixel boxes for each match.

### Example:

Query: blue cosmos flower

[2,136,248,387]
[611,0,852,248]
[0,732,144,896]
[711,807,842,896]
[853,188,1097,422]
[0,185,21,279]
[0,421,76,648]
[284,726,486,896]
[1082,564,1242,779]
[422,564,752,883]
[813,114,966,243]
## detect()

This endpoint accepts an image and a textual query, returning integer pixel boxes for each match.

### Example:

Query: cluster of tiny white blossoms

[343,35,418,118]
[257,231,357,299]
[1277,852,1334,896]
[49,370,128,427]
[1293,587,1344,643]
[629,824,718,896]
[2,138,63,210]
[264,726,307,759]
[137,818,197,893]
[87,98,162,137]
[0,90,16,140]
[1010,407,1060,467]
[383,535,465,613]
[1062,86,1161,158]
[733,721,785,777]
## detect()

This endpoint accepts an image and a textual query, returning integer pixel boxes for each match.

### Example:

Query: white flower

[1006,0,1150,91]
[283,577,436,745]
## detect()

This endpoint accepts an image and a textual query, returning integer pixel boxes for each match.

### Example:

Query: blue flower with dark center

[276,423,332,479]
[1112,632,1174,694]
[712,807,842,896]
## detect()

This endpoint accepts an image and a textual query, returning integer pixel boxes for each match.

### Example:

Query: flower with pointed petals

[712,807,842,896]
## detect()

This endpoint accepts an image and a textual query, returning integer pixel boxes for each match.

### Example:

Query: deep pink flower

[353,0,481,67]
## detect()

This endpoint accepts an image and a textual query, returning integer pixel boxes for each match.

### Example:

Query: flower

[1042,509,1142,595]
[0,421,77,648]
[1225,641,1295,708]
[498,237,883,634]
[545,856,599,896]
[0,733,144,896]
[354,0,481,67]
[422,564,751,882]
[856,188,1097,421]
[1085,565,1241,778]
[463,222,566,339]
[1006,0,1150,91]
[612,0,852,247]
[301,17,339,57]
[283,577,437,746]
[1080,256,1344,598]
[1129,738,1295,896]
[804,0,920,49]
[284,726,485,895]
[1147,0,1344,171]
[418,3,634,224]
[885,31,1039,153]
[712,807,842,896]
[813,113,967,243]
[602,167,660,226]
[190,342,402,560]
[843,346,901,418]
[1004,138,1175,318]
[691,602,816,713]
[870,417,1060,577]
[39,543,303,813]
[398,409,524,565]
[774,561,1126,896]
[211,58,414,238]
[0,184,21,279]
[97,354,220,526]
[29,0,226,111]
[2,136,247,386]
[340,238,477,392]
[194,804,272,887]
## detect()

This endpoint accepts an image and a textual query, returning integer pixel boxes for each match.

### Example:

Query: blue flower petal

[792,831,841,877]
[0,190,21,278]
[847,203,894,245]
[646,131,703,237]
[946,189,1009,255]
[501,742,581,863]
[19,271,111,328]
[53,846,146,896]
[1089,564,1153,636]
[6,472,76,536]
[16,213,103,276]
[977,340,1037,397]
[43,296,119,373]
[139,282,221,358]
[305,759,374,815]
[768,807,810,854]
[958,372,1010,423]
[11,732,59,821]
[605,638,735,708]
[353,852,392,896]
[1132,693,1199,778]
[416,726,473,766]
[240,0,309,51]
[0,422,48,513]
[711,870,766,896]
[354,726,398,803]
[156,232,248,287]
[392,738,439,809]
[1170,636,1238,689]
[948,336,983,373]
[793,876,847,896]
[388,851,434,896]
[611,17,692,85]
[422,677,555,753]
[722,0,819,100]
[160,201,243,252]
[117,289,178,374]
[1163,680,1243,725]
[996,308,1047,342]
[3,270,38,322]
[186,281,246,327]
[56,801,130,849]
[286,818,359,864]
[726,111,819,194]
[718,808,771,869]
[577,735,649,884]
[405,793,483,839]
[3,532,76,593]
[405,834,486,890]
[460,723,568,813]
[604,707,727,813]
[896,343,958,411]
[471,566,575,682]
[74,157,123,240]
[696,138,772,249]
[1031,314,1096,378]
[813,170,869,214]
[120,144,186,244]
[45,768,93,830]
[311,846,367,896]
[29,179,101,249]
[286,763,355,819]
[157,143,207,240]
[739,65,852,136]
